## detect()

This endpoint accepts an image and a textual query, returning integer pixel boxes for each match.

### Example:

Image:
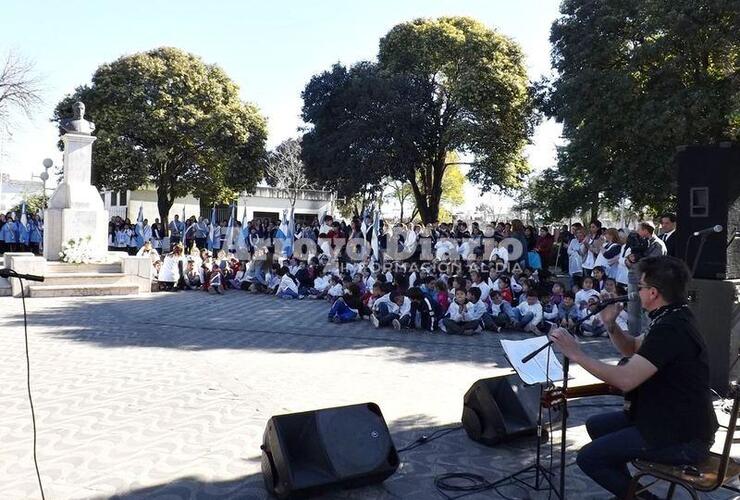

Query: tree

[302,17,536,223]
[52,47,267,232]
[543,0,739,214]
[264,138,311,211]
[0,50,43,131]
[9,193,48,215]
[385,180,414,222]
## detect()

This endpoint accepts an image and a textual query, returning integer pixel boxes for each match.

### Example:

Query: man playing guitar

[550,256,718,499]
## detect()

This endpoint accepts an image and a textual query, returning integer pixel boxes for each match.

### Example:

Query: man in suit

[659,213,677,257]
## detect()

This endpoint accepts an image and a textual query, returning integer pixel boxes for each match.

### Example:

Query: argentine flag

[371,209,380,262]
[224,204,236,253]
[207,204,216,251]
[135,204,144,247]
[18,202,29,245]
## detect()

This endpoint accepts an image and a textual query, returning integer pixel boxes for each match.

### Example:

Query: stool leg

[666,482,676,499]
[677,483,699,500]
[625,472,646,499]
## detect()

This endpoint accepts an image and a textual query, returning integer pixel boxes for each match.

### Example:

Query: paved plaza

[0,292,736,499]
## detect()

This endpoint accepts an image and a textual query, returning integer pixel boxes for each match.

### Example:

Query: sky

[0,0,564,213]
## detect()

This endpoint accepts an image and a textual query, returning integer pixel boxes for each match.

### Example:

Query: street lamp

[36,158,53,208]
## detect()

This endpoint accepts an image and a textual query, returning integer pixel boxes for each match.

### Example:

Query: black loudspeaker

[260,402,399,499]
[676,143,740,280]
[461,375,561,446]
[687,279,740,396]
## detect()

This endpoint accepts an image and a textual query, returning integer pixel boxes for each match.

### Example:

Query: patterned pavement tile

[0,291,736,500]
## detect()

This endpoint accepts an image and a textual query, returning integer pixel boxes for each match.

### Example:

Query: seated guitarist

[550,256,718,499]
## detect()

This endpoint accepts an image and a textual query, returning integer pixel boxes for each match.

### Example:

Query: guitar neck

[566,383,620,399]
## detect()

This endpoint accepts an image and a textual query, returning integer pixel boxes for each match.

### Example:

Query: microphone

[693,225,723,236]
[598,292,639,306]
[0,268,45,282]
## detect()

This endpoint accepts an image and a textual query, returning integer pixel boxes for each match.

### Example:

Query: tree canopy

[542,0,739,216]
[302,17,536,223]
[52,47,267,229]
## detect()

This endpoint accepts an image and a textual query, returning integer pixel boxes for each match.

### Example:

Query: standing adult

[510,219,529,269]
[659,213,678,258]
[151,218,163,251]
[169,214,184,248]
[582,220,603,277]
[625,222,667,335]
[194,217,209,249]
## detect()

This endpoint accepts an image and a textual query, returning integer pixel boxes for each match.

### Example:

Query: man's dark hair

[468,287,482,300]
[563,291,575,300]
[527,289,539,298]
[637,256,690,304]
[660,213,677,223]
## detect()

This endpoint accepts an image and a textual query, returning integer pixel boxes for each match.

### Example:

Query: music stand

[492,336,565,498]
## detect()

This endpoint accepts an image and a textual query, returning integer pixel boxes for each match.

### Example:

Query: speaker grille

[317,404,393,477]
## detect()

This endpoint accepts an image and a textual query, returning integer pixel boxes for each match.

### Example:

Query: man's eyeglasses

[637,282,653,291]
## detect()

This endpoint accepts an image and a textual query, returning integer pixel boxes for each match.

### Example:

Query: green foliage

[9,193,48,215]
[543,0,739,215]
[302,17,536,223]
[52,47,268,228]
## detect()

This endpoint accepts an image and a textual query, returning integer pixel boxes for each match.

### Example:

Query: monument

[43,101,109,261]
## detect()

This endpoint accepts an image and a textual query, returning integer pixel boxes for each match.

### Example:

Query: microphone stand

[690,233,710,278]
[519,304,611,500]
[0,268,45,282]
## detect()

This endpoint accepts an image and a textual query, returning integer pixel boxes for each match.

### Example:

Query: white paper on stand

[500,336,564,385]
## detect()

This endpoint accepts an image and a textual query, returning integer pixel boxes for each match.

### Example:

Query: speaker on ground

[462,375,562,446]
[261,402,399,499]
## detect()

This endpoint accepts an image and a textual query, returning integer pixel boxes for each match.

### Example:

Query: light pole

[39,158,52,208]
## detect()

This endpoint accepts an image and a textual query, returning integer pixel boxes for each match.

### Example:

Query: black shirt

[630,304,718,448]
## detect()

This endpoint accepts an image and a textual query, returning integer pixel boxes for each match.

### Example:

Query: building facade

[102,183,336,225]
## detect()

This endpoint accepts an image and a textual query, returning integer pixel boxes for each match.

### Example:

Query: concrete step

[41,273,129,286]
[0,277,10,297]
[29,284,139,298]
[46,262,122,273]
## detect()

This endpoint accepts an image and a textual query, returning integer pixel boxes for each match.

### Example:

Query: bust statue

[61,101,95,135]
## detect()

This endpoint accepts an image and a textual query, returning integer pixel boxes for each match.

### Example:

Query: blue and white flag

[371,208,380,262]
[207,204,216,251]
[283,207,295,257]
[18,202,29,245]
[224,204,236,253]
[275,209,288,242]
[135,204,144,247]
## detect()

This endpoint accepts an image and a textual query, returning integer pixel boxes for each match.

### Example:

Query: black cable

[434,471,538,500]
[20,278,45,500]
[396,425,463,453]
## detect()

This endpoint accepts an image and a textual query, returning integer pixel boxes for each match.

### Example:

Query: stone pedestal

[44,133,109,261]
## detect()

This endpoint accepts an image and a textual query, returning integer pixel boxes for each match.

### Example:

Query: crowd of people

[0,212,44,255]
[137,212,678,338]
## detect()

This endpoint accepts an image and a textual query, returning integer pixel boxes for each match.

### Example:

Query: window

[119,191,127,206]
[690,187,708,217]
[110,192,118,206]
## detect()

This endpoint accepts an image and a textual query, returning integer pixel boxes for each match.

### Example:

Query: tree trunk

[589,196,600,224]
[157,184,174,237]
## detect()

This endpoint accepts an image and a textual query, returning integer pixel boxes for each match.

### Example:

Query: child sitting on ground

[327,283,363,323]
[275,266,301,299]
[488,291,513,333]
[439,288,480,335]
[406,286,444,332]
[207,263,224,294]
[507,290,543,334]
[558,291,580,330]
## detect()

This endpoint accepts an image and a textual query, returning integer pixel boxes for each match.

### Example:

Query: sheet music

[500,336,564,385]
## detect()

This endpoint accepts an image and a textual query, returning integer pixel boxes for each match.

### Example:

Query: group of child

[221,249,629,337]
